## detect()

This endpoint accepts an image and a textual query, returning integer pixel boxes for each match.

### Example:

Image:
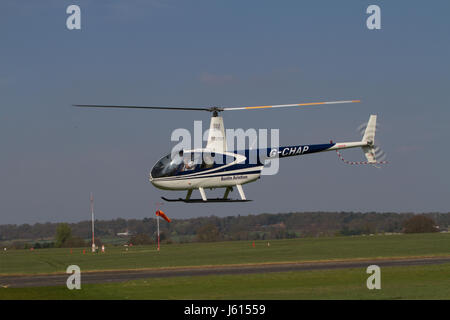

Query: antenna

[91,192,95,253]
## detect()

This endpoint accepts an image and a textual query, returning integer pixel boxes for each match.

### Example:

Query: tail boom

[264,114,380,163]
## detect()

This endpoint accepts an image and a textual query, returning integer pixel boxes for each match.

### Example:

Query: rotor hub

[209,106,224,117]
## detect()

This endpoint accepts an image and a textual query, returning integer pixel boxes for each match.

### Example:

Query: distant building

[117,230,132,236]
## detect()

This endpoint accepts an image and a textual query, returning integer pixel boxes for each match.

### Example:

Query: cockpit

[150,151,225,179]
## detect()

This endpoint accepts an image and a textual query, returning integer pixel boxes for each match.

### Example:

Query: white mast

[91,192,95,252]
[205,113,227,153]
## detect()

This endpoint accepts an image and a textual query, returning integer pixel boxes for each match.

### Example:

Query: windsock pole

[155,202,163,252]
[157,214,160,251]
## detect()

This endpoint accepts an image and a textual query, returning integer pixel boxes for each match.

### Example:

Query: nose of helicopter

[149,170,158,185]
[149,174,175,191]
[149,162,171,190]
[149,173,163,189]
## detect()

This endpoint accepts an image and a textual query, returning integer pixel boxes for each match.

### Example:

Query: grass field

[1,233,449,275]
[1,233,449,300]
[1,263,450,299]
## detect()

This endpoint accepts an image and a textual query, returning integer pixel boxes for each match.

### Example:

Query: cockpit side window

[151,151,239,178]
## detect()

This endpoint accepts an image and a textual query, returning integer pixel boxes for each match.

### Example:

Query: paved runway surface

[1,256,450,288]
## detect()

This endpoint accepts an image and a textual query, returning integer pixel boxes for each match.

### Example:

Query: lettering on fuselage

[270,146,309,158]
[221,175,248,181]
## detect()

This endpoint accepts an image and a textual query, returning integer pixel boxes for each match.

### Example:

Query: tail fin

[361,115,377,163]
[362,115,376,144]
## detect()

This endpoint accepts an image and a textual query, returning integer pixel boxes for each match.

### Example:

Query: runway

[1,256,450,288]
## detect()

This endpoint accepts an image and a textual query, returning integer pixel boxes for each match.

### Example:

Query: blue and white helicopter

[75,100,380,202]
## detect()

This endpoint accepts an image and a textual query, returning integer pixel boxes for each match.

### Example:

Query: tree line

[0,212,448,248]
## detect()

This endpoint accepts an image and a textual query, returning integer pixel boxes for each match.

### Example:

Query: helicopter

[74,99,382,202]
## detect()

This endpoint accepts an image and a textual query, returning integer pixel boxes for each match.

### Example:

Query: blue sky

[1,1,449,224]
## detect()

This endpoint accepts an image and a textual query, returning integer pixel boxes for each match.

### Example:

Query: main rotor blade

[222,100,360,111]
[73,105,212,112]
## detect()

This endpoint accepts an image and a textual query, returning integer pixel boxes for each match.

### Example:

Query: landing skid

[161,184,250,203]
[161,197,252,203]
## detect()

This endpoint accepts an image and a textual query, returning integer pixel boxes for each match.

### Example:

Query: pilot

[183,158,195,171]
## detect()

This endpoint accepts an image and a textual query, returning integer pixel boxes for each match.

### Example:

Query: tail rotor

[336,115,388,167]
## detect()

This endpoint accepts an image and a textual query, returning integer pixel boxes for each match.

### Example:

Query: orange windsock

[156,210,171,223]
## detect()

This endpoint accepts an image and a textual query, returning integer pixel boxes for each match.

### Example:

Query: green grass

[1,233,449,275]
[2,263,450,299]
